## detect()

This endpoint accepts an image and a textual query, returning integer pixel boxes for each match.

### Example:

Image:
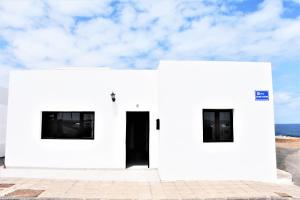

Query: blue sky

[0,0,300,123]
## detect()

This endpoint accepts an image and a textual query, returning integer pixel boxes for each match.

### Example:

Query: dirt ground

[276,137,300,148]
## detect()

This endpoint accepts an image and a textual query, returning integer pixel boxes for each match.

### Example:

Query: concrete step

[277,169,293,184]
[0,168,292,184]
[0,167,160,182]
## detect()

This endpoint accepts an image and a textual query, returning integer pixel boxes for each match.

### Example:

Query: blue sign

[255,90,269,101]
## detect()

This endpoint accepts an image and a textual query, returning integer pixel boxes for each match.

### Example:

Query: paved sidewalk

[0,178,300,199]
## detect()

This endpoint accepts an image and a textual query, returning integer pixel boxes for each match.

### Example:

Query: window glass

[203,109,233,142]
[219,111,233,142]
[203,111,216,142]
[41,112,94,139]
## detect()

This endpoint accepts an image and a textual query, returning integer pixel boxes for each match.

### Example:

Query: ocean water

[275,124,300,137]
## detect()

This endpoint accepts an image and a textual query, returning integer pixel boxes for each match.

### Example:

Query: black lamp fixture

[111,92,116,102]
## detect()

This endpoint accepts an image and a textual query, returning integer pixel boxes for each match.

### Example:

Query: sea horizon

[275,124,300,137]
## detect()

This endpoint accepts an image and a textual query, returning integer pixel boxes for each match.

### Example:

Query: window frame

[202,109,234,143]
[41,111,95,140]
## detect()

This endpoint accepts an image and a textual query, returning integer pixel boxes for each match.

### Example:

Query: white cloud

[0,0,300,122]
[46,0,111,17]
[274,91,300,107]
[290,0,300,4]
[0,0,300,81]
[274,91,300,123]
[274,91,293,104]
[11,27,77,67]
[0,1,45,29]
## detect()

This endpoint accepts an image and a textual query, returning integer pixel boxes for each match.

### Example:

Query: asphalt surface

[276,146,300,186]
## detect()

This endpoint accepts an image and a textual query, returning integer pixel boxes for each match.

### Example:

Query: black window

[41,112,94,139]
[203,109,233,142]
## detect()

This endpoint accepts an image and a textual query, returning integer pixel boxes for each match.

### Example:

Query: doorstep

[0,167,160,182]
[0,168,292,184]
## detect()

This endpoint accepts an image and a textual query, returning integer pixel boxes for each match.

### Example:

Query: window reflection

[42,112,94,139]
[203,109,233,142]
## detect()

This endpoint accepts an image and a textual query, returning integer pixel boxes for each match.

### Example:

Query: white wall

[158,61,277,181]
[5,61,277,182]
[0,105,7,157]
[5,69,159,168]
[0,87,8,157]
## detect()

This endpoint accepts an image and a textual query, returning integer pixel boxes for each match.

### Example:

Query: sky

[0,0,300,123]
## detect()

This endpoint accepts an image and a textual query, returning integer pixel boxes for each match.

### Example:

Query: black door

[126,112,149,168]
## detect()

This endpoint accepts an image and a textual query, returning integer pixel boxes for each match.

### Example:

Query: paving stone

[5,189,44,198]
[0,178,299,199]
[0,185,14,189]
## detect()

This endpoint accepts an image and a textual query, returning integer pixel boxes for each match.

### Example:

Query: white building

[4,61,277,181]
[0,86,8,157]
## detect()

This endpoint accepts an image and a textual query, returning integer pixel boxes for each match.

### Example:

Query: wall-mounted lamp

[111,92,116,102]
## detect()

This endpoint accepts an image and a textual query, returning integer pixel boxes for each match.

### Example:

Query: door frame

[125,111,150,168]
